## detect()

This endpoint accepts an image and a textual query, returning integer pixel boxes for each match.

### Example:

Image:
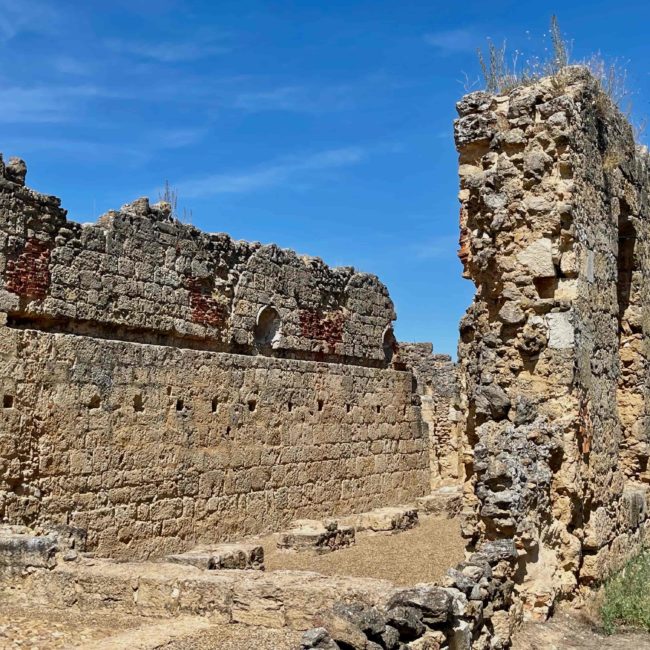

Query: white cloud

[175,147,366,198]
[424,29,477,55]
[149,127,207,149]
[105,37,228,63]
[232,84,354,113]
[2,126,207,166]
[0,84,109,123]
[0,0,60,41]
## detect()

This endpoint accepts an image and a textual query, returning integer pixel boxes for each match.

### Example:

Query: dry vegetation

[475,15,642,140]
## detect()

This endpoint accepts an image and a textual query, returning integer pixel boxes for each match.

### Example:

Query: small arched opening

[382,326,397,364]
[254,305,282,349]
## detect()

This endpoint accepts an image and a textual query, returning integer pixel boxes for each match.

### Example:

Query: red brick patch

[299,309,345,351]
[186,277,228,328]
[5,238,51,299]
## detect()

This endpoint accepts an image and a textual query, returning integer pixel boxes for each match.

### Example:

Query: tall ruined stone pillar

[454,67,650,619]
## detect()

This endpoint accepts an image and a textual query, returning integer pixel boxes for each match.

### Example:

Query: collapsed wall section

[0,159,395,365]
[455,67,650,619]
[0,158,429,558]
[400,343,462,487]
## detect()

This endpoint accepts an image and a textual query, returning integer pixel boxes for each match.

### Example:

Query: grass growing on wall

[601,549,650,634]
[476,15,569,94]
[474,16,647,143]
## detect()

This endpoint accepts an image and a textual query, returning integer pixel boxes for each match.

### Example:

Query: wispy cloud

[148,127,207,149]
[0,84,111,123]
[51,55,93,76]
[174,147,366,198]
[0,0,60,41]
[232,84,354,113]
[3,126,207,166]
[424,28,478,55]
[411,234,459,260]
[105,37,228,63]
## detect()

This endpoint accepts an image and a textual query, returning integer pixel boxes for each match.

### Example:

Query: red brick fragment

[186,277,227,328]
[5,238,51,299]
[299,309,345,351]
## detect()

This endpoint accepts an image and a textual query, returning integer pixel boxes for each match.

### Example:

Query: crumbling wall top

[0,156,396,365]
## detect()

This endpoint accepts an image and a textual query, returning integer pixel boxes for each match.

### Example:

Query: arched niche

[254,305,282,349]
[383,325,397,364]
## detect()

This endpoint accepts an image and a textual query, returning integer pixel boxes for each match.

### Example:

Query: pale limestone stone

[342,506,418,533]
[545,312,574,349]
[417,487,463,518]
[406,631,444,649]
[516,238,555,278]
[448,620,472,650]
[559,250,578,277]
[555,278,577,301]
[277,520,355,553]
[167,543,264,570]
[498,301,526,325]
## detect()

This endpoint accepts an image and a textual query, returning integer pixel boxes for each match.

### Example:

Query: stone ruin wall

[8,65,650,650]
[0,159,432,559]
[455,67,650,619]
[399,343,462,489]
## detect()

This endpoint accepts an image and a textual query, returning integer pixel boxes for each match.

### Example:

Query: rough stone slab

[9,559,396,631]
[545,312,575,349]
[342,506,419,533]
[417,487,463,518]
[166,543,264,570]
[0,526,58,570]
[277,520,355,553]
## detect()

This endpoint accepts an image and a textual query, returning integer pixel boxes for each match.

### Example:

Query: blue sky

[2,1,649,356]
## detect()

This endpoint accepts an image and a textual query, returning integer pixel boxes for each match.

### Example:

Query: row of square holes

[3,394,384,415]
[132,397,379,414]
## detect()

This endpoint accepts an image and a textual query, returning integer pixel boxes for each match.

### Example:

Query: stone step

[417,486,463,518]
[9,559,395,631]
[0,525,58,571]
[340,506,419,533]
[166,542,264,570]
[277,519,355,553]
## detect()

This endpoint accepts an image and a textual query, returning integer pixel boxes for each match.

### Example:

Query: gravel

[263,515,465,586]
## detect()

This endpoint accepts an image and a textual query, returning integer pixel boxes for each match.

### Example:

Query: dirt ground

[262,515,465,586]
[0,604,301,650]
[0,516,464,648]
[0,604,145,649]
[511,609,650,650]
[156,625,301,650]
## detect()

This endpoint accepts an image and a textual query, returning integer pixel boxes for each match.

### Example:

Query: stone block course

[0,170,397,364]
[0,156,430,559]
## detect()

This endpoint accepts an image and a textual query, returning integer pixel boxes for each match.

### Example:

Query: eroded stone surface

[455,66,650,620]
[0,525,58,571]
[167,543,264,570]
[417,487,463,518]
[399,344,462,488]
[341,506,418,533]
[277,520,355,553]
